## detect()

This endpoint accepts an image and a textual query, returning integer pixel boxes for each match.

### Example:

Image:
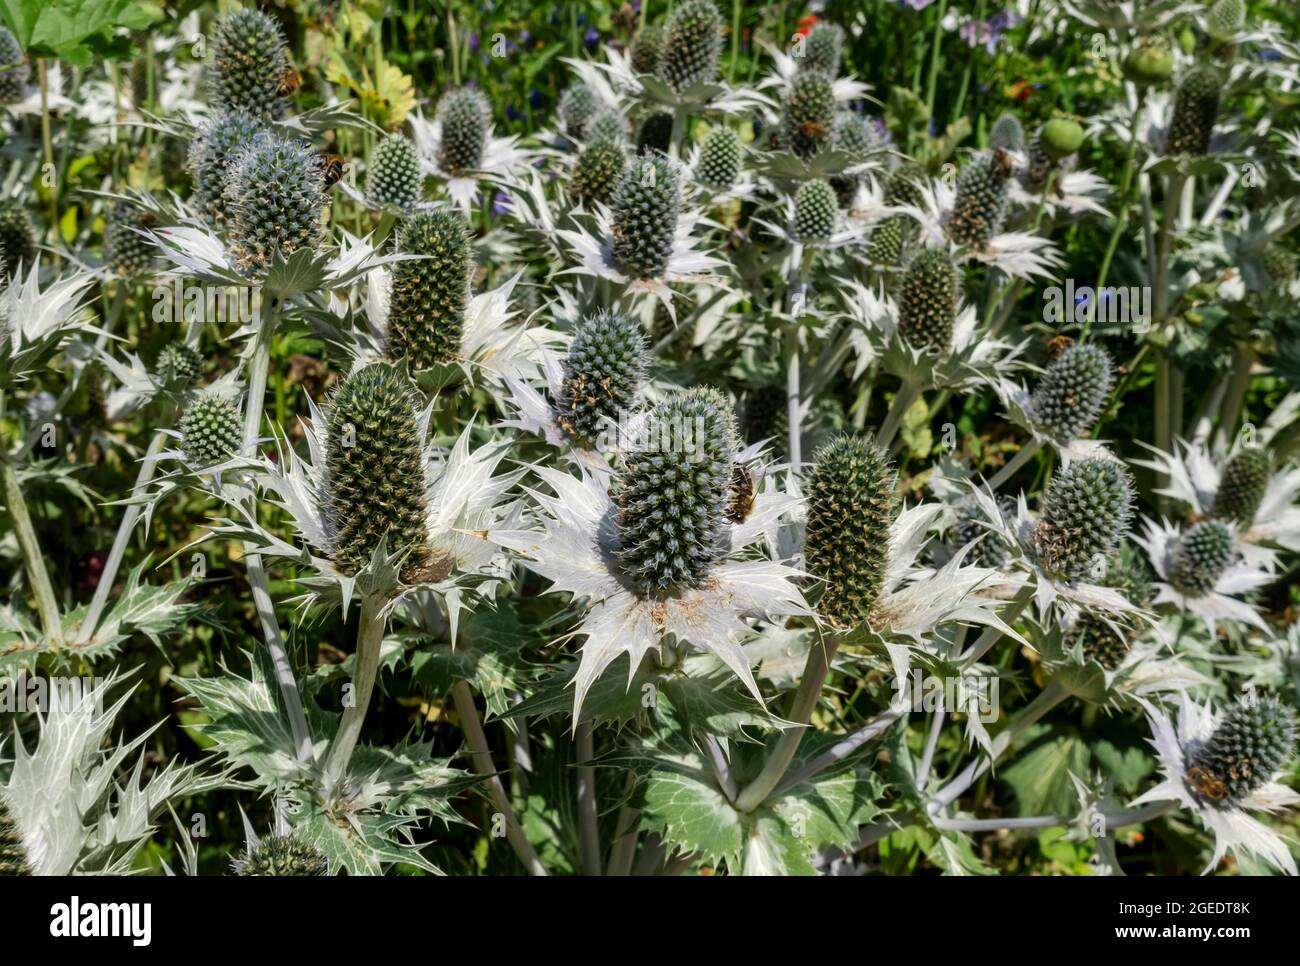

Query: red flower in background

[795,14,818,37]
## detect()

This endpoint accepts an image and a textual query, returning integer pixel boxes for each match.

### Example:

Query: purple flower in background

[468,33,481,53]
[960,11,1020,54]
[492,192,512,217]
[870,117,893,145]
[584,27,599,49]
[520,30,532,46]
[506,105,523,122]
[529,88,544,109]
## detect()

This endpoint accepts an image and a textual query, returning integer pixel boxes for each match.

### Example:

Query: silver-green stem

[878,380,920,451]
[785,327,802,466]
[451,679,548,875]
[771,700,907,798]
[1216,343,1257,451]
[323,593,386,788]
[987,437,1043,492]
[0,448,62,644]
[575,720,601,875]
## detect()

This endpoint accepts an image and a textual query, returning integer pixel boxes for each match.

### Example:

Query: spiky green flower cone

[1207,0,1246,42]
[630,25,665,76]
[793,179,837,243]
[155,344,203,389]
[231,834,329,876]
[0,27,29,105]
[1185,694,1297,805]
[868,217,906,267]
[104,204,158,278]
[558,83,598,138]
[611,153,680,280]
[555,311,647,445]
[436,88,490,174]
[1034,458,1134,580]
[1067,617,1130,671]
[658,0,724,93]
[178,395,242,467]
[636,112,674,155]
[587,108,629,145]
[804,435,897,627]
[1168,519,1234,597]
[570,139,627,207]
[782,69,836,160]
[0,797,30,876]
[801,22,844,76]
[698,126,741,189]
[989,113,1026,153]
[1064,546,1152,670]
[1029,343,1113,442]
[947,150,1013,250]
[386,209,472,369]
[188,111,263,233]
[614,387,736,595]
[831,111,876,159]
[1262,244,1296,289]
[0,200,36,274]
[207,9,290,119]
[225,132,326,273]
[1165,65,1221,157]
[367,134,421,209]
[869,164,924,265]
[1212,447,1272,526]
[898,248,960,351]
[1020,131,1055,192]
[323,362,433,579]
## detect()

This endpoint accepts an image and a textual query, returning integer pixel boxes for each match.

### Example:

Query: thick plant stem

[1216,343,1257,449]
[451,679,548,876]
[877,380,919,451]
[785,327,802,466]
[774,701,907,797]
[323,593,386,787]
[575,721,601,875]
[735,637,840,813]
[1,450,62,644]
[987,438,1042,492]
[38,60,58,252]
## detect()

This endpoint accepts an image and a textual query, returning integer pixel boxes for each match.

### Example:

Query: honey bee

[278,66,303,97]
[799,119,828,141]
[317,152,346,189]
[726,463,756,524]
[991,147,1016,178]
[1184,766,1228,802]
[1046,334,1075,360]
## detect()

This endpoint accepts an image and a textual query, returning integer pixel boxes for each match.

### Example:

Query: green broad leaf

[656,662,778,738]
[0,0,159,65]
[506,653,658,728]
[409,602,537,718]
[286,787,443,876]
[999,725,1091,816]
[1090,738,1155,795]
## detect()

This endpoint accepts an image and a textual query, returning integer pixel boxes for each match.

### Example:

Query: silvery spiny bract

[231,835,329,876]
[386,208,472,369]
[1034,457,1134,580]
[1211,448,1271,526]
[178,394,243,467]
[207,8,291,119]
[657,0,724,93]
[611,153,679,280]
[224,131,327,272]
[1029,343,1113,442]
[436,87,490,173]
[1168,519,1235,598]
[367,134,422,209]
[1185,694,1296,805]
[555,310,647,446]
[1063,546,1153,670]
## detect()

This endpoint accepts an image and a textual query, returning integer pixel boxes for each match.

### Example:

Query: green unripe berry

[386,209,472,369]
[1040,117,1084,159]
[178,394,243,467]
[1168,519,1235,597]
[1123,40,1175,86]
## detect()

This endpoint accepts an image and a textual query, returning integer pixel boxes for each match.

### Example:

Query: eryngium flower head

[188,111,263,233]
[1211,447,1272,526]
[155,344,203,389]
[231,834,329,876]
[697,126,741,189]
[1168,519,1235,598]
[636,112,674,155]
[782,69,835,160]
[614,387,736,596]
[386,208,472,369]
[555,310,647,445]
[1185,694,1296,805]
[587,108,630,145]
[611,153,680,280]
[225,132,327,273]
[988,113,1026,153]
[793,179,838,243]
[1064,545,1152,669]
[898,248,960,351]
[1034,457,1134,580]
[831,111,876,159]
[570,139,627,207]
[1066,616,1129,671]
[804,435,897,627]
[1206,0,1246,42]
[946,149,1014,249]
[323,362,432,578]
[367,134,422,209]
[0,796,30,876]
[103,204,158,278]
[558,83,598,138]
[436,87,491,174]
[868,217,905,267]
[1164,65,1221,157]
[658,0,724,93]
[0,199,37,275]
[207,8,290,119]
[801,23,844,76]
[1029,343,1113,442]
[1262,244,1296,289]
[178,394,242,467]
[630,25,665,75]
[0,27,30,105]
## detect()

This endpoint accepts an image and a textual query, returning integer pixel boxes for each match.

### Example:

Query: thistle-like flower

[630,25,665,76]
[1211,447,1271,526]
[1033,457,1134,581]
[804,435,897,627]
[1187,693,1295,807]
[0,199,37,275]
[800,22,844,77]
[782,69,836,161]
[1206,0,1246,43]
[0,27,30,105]
[554,310,647,447]
[558,83,598,138]
[188,111,264,234]
[586,108,630,145]
[436,87,491,175]
[570,139,627,208]
[946,149,1014,250]
[178,393,243,468]
[988,113,1026,153]
[366,134,422,210]
[658,0,724,93]
[1167,519,1236,598]
[868,163,924,266]
[1164,65,1222,158]
[697,126,742,190]
[154,343,203,390]
[793,179,838,243]
[231,834,330,876]
[611,153,680,280]
[385,208,472,370]
[207,8,290,119]
[224,131,327,273]
[103,204,158,279]
[897,248,960,351]
[1027,343,1113,443]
